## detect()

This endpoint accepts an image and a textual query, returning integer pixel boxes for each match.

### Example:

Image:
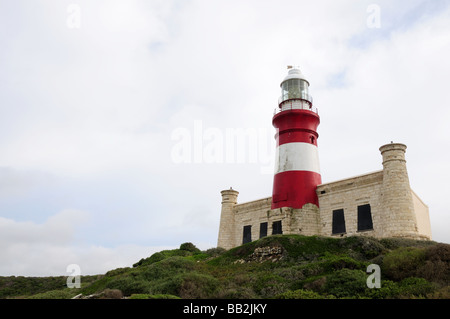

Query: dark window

[272,221,283,235]
[260,222,268,239]
[332,209,346,234]
[243,225,252,244]
[357,204,373,231]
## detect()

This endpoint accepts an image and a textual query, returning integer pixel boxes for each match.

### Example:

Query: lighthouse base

[271,171,321,209]
[217,197,321,249]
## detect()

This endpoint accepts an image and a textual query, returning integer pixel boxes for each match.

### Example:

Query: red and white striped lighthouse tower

[271,66,322,209]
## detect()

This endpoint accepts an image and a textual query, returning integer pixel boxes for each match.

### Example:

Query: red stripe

[273,110,320,146]
[271,171,322,209]
[276,130,318,146]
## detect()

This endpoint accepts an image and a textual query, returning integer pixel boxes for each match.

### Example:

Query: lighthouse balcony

[275,99,318,115]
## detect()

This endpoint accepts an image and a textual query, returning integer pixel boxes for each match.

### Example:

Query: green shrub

[366,280,402,299]
[324,269,368,298]
[274,266,306,283]
[342,236,386,259]
[157,256,195,272]
[26,289,79,299]
[417,244,450,284]
[252,272,287,298]
[81,276,111,295]
[276,289,333,299]
[106,277,150,296]
[180,242,200,253]
[0,276,68,298]
[204,247,226,257]
[379,238,436,250]
[215,287,256,299]
[129,293,180,299]
[133,252,166,267]
[150,272,219,298]
[319,253,365,272]
[101,289,123,299]
[426,286,450,299]
[366,277,435,299]
[398,277,434,298]
[382,247,426,281]
[105,267,130,277]
[178,272,219,298]
[133,248,195,267]
[303,276,327,292]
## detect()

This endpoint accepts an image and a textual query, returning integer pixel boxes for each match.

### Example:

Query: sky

[0,0,449,276]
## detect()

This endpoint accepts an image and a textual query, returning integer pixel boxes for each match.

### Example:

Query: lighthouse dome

[280,67,309,87]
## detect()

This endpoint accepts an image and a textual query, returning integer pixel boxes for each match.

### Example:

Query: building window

[332,209,346,234]
[242,225,252,244]
[260,222,268,239]
[272,221,283,235]
[357,204,373,231]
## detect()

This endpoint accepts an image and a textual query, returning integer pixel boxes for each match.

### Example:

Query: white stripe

[275,142,320,174]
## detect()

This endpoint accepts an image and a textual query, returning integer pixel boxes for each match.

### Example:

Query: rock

[235,246,284,263]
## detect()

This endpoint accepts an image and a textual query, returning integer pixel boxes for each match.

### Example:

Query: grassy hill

[1,235,449,299]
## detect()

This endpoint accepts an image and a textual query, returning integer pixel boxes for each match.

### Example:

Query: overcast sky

[1,0,449,276]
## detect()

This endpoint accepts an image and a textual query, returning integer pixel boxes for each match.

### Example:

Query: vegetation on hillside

[1,235,449,299]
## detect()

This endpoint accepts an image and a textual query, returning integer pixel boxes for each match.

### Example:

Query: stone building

[217,67,431,250]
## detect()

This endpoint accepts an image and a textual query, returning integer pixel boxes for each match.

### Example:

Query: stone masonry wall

[316,171,384,238]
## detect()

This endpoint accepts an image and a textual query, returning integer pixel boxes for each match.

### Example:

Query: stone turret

[217,188,239,249]
[379,143,419,238]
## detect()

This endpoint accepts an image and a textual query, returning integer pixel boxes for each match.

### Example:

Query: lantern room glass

[281,79,309,102]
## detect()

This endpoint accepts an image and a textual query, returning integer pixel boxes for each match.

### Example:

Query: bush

[398,277,434,298]
[133,248,194,267]
[367,277,435,299]
[178,273,219,298]
[101,289,123,299]
[342,236,386,259]
[150,272,219,298]
[417,244,450,284]
[426,286,450,299]
[106,277,150,296]
[133,252,166,267]
[215,286,256,299]
[303,276,327,292]
[274,266,306,283]
[379,238,434,250]
[180,242,200,253]
[323,269,368,298]
[129,294,180,299]
[276,289,332,299]
[81,276,111,295]
[252,273,287,298]
[382,247,426,281]
[319,254,365,272]
[367,280,402,299]
[26,289,79,299]
[205,247,226,257]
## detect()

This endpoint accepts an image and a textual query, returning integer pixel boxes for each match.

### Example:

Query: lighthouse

[217,66,431,250]
[271,66,322,209]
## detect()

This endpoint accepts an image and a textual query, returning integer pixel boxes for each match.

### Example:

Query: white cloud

[0,210,173,276]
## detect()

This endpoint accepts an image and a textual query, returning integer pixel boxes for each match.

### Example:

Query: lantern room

[278,66,315,113]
